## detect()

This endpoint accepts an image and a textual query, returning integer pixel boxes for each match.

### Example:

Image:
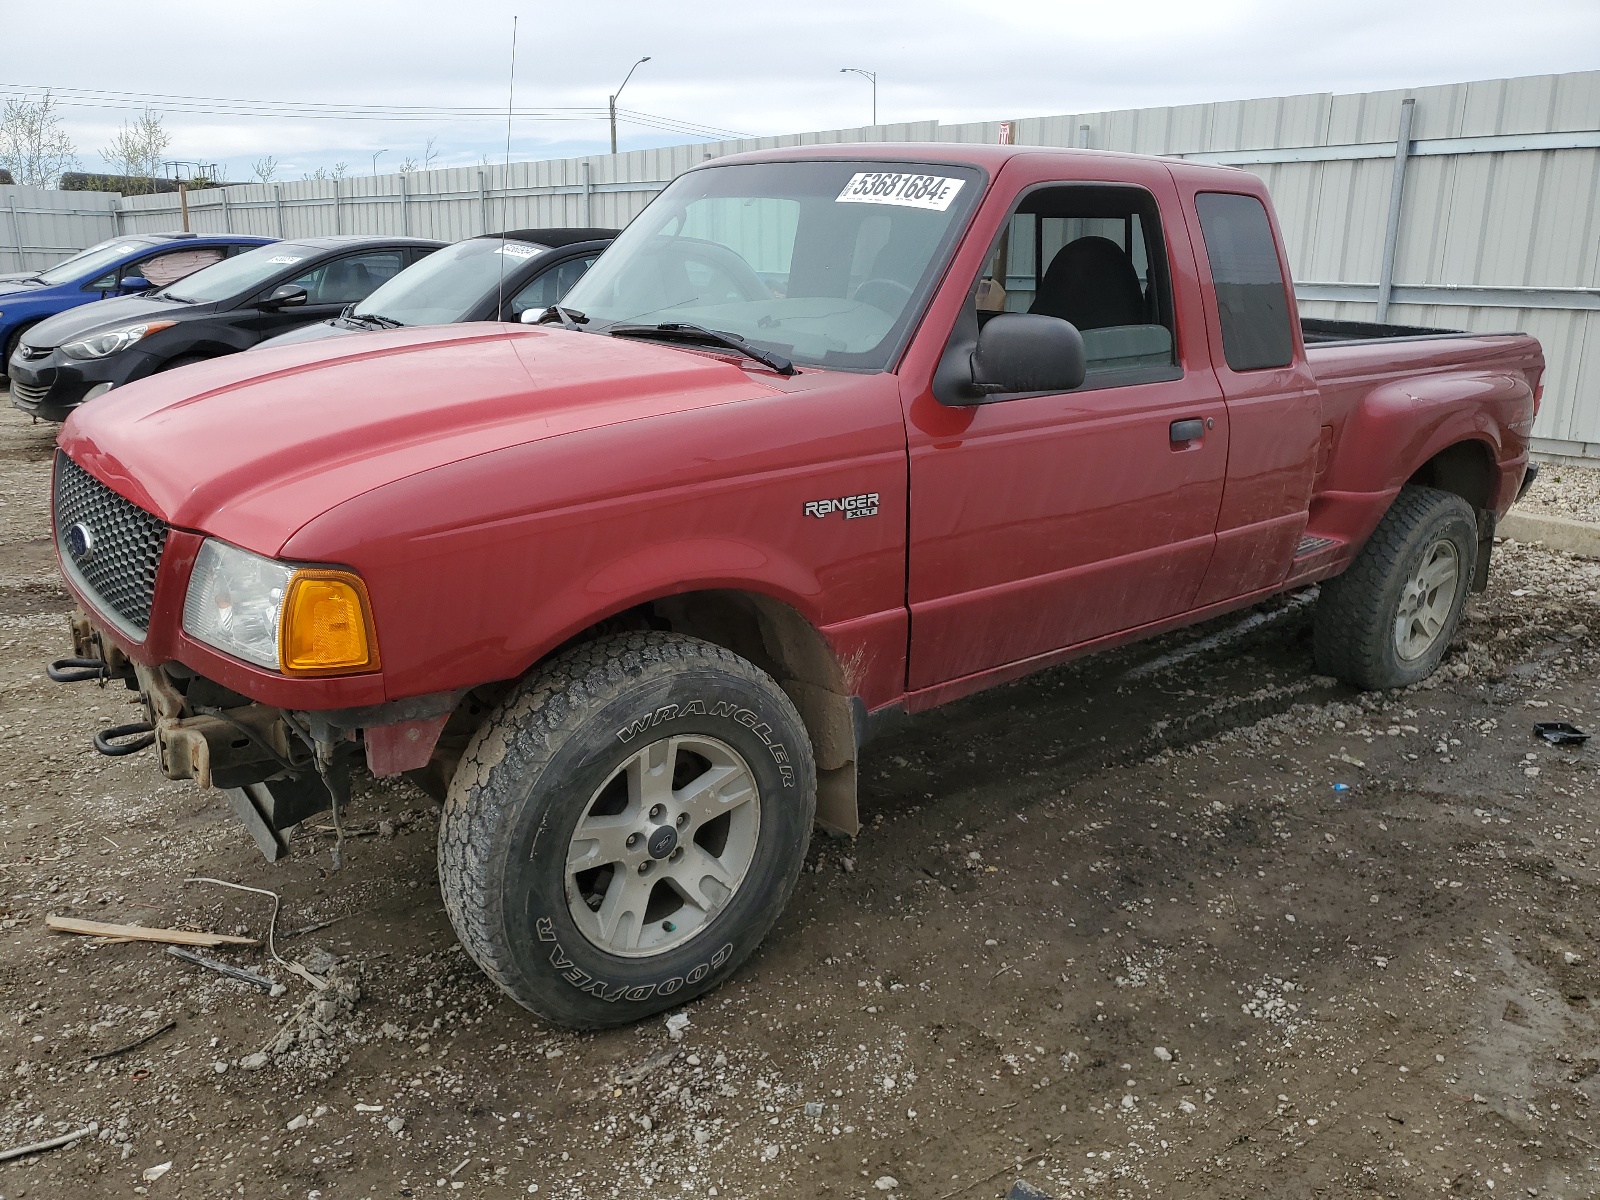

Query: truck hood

[58,323,781,555]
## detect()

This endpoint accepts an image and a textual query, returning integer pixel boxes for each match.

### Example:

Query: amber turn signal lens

[279,570,379,676]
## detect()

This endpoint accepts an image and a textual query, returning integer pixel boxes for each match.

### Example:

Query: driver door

[905,163,1228,691]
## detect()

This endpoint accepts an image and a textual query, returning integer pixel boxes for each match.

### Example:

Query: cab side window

[1193,192,1294,371]
[973,184,1179,386]
[510,255,600,316]
[290,250,407,305]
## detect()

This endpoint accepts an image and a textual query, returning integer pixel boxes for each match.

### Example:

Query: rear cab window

[1193,192,1295,371]
[970,183,1180,388]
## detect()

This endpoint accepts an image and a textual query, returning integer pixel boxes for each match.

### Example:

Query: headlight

[182,539,379,676]
[60,320,175,360]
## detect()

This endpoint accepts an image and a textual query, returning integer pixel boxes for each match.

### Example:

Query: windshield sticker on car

[495,243,541,259]
[836,172,965,211]
[266,255,304,265]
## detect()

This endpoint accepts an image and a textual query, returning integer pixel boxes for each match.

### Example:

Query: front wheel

[438,631,816,1028]
[1313,485,1478,689]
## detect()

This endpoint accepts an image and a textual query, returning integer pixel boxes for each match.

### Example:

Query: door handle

[1169,418,1205,445]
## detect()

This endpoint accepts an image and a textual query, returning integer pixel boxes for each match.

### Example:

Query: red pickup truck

[48,143,1542,1027]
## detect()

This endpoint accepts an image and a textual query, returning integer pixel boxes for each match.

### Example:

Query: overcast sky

[5,0,1599,182]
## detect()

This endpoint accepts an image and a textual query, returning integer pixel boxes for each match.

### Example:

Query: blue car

[0,232,274,378]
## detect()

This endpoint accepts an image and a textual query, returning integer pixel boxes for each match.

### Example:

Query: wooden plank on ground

[45,915,258,947]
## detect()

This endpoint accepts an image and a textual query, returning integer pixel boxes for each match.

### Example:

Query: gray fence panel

[0,185,120,272]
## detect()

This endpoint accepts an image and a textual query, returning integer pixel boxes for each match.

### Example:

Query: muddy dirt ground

[2,397,1599,1200]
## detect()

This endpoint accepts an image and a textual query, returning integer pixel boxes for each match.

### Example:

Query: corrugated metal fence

[0,187,120,272]
[9,70,1599,454]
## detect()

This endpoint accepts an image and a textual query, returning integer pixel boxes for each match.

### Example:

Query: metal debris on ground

[184,876,327,991]
[1533,720,1590,745]
[86,1019,177,1061]
[166,945,276,991]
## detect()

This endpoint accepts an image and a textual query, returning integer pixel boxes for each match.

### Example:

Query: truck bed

[1301,316,1474,346]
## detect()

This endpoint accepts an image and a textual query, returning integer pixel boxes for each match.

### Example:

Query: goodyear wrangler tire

[1313,485,1477,690]
[438,631,816,1028]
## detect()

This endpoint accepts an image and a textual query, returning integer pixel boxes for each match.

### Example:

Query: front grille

[53,452,169,635]
[9,380,51,406]
[19,344,52,361]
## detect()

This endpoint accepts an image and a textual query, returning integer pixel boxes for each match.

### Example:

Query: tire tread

[1313,485,1475,690]
[438,631,809,1022]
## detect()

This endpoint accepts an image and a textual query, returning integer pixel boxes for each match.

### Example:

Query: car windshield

[354,237,546,326]
[159,243,317,303]
[559,159,984,370]
[36,238,153,285]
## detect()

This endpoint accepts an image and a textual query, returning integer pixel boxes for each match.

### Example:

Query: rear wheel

[1313,485,1477,689]
[438,631,816,1028]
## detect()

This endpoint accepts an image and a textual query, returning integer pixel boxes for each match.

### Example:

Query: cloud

[5,0,1597,179]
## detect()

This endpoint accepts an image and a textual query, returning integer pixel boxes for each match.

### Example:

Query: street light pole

[371,149,388,177]
[609,56,652,154]
[840,68,877,126]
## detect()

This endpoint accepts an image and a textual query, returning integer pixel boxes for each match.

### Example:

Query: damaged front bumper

[53,610,464,862]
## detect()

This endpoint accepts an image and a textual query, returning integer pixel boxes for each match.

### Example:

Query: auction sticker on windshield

[267,255,304,265]
[836,172,965,211]
[495,244,541,259]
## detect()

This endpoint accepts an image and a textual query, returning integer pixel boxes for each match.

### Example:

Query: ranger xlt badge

[804,493,879,520]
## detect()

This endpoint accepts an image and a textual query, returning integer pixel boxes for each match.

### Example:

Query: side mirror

[968,313,1086,398]
[119,275,152,293]
[260,284,308,311]
[519,307,546,325]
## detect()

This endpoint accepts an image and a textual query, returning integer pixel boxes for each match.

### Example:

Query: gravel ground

[3,398,1600,1199]
[1519,459,1600,525]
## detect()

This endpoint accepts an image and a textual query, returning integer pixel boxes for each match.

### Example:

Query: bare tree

[100,108,171,194]
[0,92,78,187]
[423,136,440,171]
[252,155,279,183]
[398,157,419,175]
[330,161,349,180]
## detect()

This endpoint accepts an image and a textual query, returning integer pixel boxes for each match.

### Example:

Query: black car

[8,235,444,421]
[251,228,616,351]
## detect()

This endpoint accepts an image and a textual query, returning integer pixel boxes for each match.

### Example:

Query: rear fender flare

[1325,371,1525,497]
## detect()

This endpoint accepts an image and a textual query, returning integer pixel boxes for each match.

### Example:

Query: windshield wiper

[351,312,404,329]
[606,322,795,376]
[533,305,589,331]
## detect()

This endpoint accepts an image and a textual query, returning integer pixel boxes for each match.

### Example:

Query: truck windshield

[159,243,319,304]
[352,237,546,326]
[559,159,984,370]
[36,239,152,285]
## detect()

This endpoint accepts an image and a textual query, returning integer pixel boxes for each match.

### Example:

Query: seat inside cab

[974,184,1178,379]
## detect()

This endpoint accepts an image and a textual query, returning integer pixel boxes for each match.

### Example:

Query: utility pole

[371,149,388,178]
[840,68,877,125]
[609,56,652,154]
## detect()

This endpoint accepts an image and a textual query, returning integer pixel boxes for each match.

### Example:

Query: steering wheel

[852,277,914,315]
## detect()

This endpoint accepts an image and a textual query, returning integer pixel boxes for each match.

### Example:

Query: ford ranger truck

[46,144,1542,1028]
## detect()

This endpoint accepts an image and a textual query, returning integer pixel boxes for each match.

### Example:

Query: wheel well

[1406,440,1495,511]
[585,590,862,837]
[1404,438,1497,592]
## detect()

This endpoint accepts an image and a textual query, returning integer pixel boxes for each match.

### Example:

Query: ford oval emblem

[647,824,678,860]
[65,521,95,562]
